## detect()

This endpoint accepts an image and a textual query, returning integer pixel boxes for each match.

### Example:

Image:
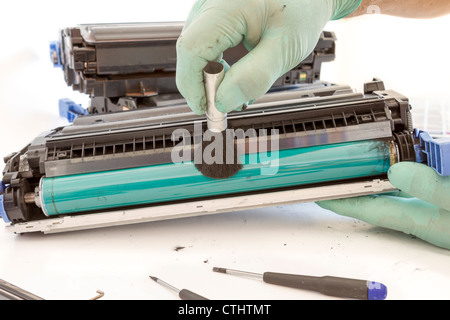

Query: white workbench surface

[1,1,450,301]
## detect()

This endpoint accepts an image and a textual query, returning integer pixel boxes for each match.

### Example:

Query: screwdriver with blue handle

[213,267,387,300]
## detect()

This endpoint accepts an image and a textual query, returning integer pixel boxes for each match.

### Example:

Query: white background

[0,0,450,300]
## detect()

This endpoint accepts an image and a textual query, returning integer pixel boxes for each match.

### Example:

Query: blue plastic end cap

[367,281,387,300]
[414,128,450,176]
[0,197,10,224]
[0,182,10,223]
[50,41,63,69]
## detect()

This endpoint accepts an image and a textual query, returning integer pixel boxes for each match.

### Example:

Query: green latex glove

[176,0,362,115]
[317,162,450,250]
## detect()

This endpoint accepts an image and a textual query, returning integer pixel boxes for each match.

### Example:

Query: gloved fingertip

[230,101,252,112]
[214,100,227,113]
[388,161,414,176]
[186,99,206,116]
[248,98,257,106]
[388,161,434,177]
[316,200,332,209]
[240,101,249,111]
[215,87,248,114]
[316,199,347,211]
[388,161,437,193]
[215,99,242,114]
[316,196,384,218]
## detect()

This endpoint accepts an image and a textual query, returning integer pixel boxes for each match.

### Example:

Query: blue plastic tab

[59,98,89,123]
[0,182,10,223]
[367,281,387,300]
[414,129,450,176]
[0,195,9,223]
[49,41,63,69]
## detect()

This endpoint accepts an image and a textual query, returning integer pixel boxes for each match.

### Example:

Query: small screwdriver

[212,267,387,300]
[149,276,209,300]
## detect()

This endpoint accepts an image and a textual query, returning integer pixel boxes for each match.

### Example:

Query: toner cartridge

[3,76,444,234]
[3,21,449,234]
[50,22,336,116]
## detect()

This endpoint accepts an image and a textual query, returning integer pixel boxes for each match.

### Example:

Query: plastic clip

[414,129,450,176]
[0,182,10,223]
[59,99,89,123]
[50,41,63,69]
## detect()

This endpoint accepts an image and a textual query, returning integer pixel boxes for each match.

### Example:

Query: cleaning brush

[194,61,243,179]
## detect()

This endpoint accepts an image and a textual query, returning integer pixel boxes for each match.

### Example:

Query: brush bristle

[195,131,243,179]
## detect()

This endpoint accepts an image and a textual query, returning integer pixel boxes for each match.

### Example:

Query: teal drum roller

[40,139,393,216]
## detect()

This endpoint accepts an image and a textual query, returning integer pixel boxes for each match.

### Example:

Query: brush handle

[203,61,226,132]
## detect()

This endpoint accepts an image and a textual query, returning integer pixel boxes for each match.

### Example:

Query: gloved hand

[317,162,450,250]
[176,0,362,115]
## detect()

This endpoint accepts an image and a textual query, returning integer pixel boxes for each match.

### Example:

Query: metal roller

[39,139,393,216]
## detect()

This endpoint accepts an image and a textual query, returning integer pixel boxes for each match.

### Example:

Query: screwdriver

[212,267,387,300]
[149,276,209,300]
[0,278,44,300]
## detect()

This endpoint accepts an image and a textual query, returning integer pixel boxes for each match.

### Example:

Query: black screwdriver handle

[263,272,368,300]
[179,289,209,300]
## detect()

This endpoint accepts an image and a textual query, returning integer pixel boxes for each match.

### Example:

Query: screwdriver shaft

[149,276,209,300]
[150,276,180,294]
[212,267,263,280]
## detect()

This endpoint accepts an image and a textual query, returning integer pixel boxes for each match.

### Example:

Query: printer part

[2,22,447,234]
[3,77,442,234]
[50,22,336,117]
